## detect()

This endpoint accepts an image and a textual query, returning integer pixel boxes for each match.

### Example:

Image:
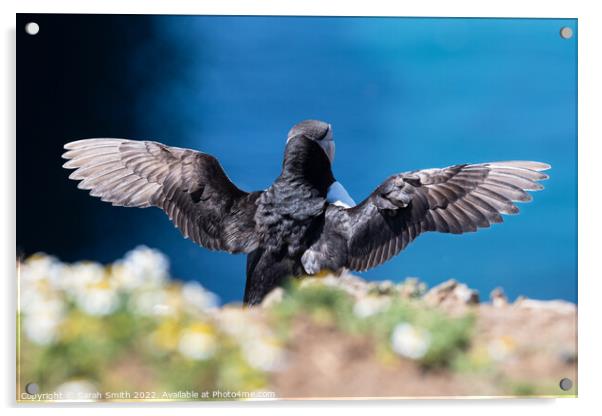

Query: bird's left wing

[63,138,260,253]
[301,161,550,274]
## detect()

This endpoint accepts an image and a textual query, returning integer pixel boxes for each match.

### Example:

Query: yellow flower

[150,318,181,352]
[60,312,105,342]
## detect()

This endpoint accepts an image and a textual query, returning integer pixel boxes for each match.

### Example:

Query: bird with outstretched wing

[63,120,549,304]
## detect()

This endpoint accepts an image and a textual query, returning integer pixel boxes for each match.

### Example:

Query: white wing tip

[491,161,551,172]
[63,138,127,150]
[64,139,98,150]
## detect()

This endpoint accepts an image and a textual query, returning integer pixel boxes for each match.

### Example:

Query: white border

[3,1,601,415]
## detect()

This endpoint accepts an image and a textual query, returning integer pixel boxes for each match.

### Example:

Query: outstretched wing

[301,161,550,273]
[63,138,260,253]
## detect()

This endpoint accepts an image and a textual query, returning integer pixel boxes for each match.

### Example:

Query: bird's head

[287,120,335,163]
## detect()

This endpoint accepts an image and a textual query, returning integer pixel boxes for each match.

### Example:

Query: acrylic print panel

[16,14,577,401]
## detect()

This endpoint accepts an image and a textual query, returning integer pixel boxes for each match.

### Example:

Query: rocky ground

[261,275,577,398]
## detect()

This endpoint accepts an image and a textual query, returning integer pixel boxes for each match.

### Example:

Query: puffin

[62,120,549,305]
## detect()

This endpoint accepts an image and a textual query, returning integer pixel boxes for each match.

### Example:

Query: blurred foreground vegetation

[17,247,575,401]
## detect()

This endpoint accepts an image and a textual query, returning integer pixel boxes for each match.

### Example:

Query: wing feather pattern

[301,161,549,274]
[63,139,259,253]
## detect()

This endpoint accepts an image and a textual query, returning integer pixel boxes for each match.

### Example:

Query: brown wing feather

[63,138,259,253]
[302,161,549,274]
[345,161,550,271]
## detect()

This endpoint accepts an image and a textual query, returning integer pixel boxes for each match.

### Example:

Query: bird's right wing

[63,138,260,253]
[301,161,550,274]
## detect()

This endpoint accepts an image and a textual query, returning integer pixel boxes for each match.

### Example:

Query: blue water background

[88,17,577,303]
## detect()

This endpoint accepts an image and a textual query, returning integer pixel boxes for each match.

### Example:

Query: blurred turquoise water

[103,17,576,303]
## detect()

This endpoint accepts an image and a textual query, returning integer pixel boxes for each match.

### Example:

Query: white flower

[215,308,258,340]
[353,296,391,318]
[19,254,64,291]
[214,308,245,332]
[214,308,286,371]
[58,262,119,316]
[19,256,66,345]
[20,285,59,316]
[129,288,176,317]
[182,281,219,314]
[391,322,432,360]
[59,262,106,297]
[75,287,119,316]
[21,296,65,345]
[241,338,286,372]
[23,315,59,346]
[213,308,286,371]
[113,246,169,290]
[178,328,217,360]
